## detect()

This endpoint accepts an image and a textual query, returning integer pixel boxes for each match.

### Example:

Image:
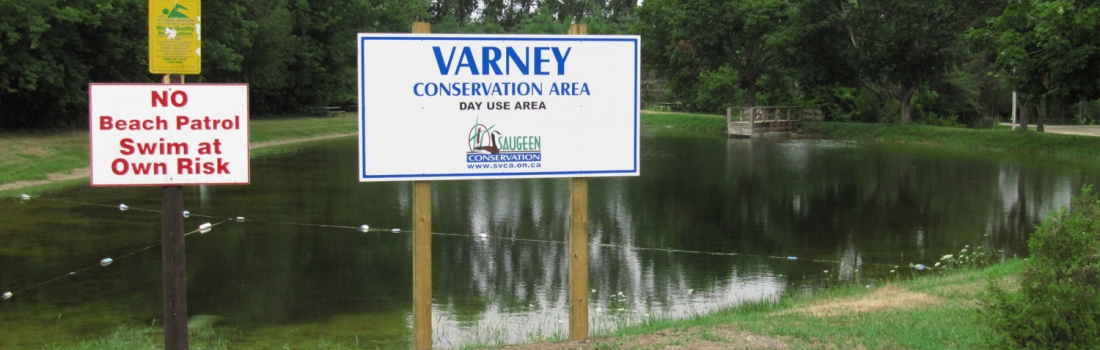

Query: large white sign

[89,84,249,186]
[358,34,640,181]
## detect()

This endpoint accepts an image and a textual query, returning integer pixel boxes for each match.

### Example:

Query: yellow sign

[149,0,201,74]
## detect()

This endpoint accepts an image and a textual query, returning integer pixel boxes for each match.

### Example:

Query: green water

[2,129,1097,349]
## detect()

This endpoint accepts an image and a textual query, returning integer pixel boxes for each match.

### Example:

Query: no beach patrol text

[94,89,243,177]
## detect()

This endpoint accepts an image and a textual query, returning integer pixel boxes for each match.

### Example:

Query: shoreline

[0,132,356,193]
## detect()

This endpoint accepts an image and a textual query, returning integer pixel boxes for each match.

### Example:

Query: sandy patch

[773,285,945,318]
[0,167,91,191]
[0,133,356,192]
[490,326,792,350]
[642,109,681,115]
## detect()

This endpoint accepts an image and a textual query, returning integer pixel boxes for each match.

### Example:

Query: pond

[1,128,1095,349]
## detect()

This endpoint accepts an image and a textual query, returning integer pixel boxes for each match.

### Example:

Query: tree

[200,0,429,114]
[636,0,789,108]
[799,0,996,124]
[430,0,480,25]
[0,0,149,129]
[974,0,1100,132]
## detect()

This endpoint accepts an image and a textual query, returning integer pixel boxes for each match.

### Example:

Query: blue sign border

[358,34,639,181]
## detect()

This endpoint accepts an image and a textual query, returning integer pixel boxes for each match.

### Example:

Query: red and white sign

[89,84,250,186]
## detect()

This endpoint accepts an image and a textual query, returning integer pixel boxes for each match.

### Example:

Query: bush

[984,186,1100,349]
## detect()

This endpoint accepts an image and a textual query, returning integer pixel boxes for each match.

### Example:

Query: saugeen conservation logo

[466,118,542,165]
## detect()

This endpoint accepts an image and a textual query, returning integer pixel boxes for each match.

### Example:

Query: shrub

[983,186,1100,349]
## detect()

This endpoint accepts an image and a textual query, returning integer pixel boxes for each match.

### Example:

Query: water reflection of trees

[2,136,1090,348]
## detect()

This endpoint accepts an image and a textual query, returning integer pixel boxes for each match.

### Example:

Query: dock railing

[726,106,823,137]
[726,106,823,125]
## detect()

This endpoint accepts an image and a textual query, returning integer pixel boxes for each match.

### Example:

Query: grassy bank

[4,111,688,189]
[639,110,1100,161]
[0,130,89,185]
[55,261,1022,350]
[502,260,1023,350]
[8,111,1100,188]
[0,114,356,188]
[639,110,727,132]
[803,122,1100,161]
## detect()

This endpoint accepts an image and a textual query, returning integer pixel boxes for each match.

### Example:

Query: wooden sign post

[567,23,591,342]
[162,73,189,350]
[410,21,434,350]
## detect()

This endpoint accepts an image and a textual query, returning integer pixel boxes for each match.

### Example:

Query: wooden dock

[727,106,822,138]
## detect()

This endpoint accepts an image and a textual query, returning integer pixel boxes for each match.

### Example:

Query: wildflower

[941,254,953,260]
[934,262,941,267]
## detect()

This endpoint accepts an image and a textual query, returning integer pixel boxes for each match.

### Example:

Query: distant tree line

[0,0,425,129]
[2,0,1099,129]
[638,0,1100,127]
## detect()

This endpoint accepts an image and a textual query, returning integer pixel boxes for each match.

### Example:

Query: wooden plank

[411,21,433,350]
[569,23,588,35]
[413,180,432,350]
[569,177,589,340]
[568,23,589,341]
[162,185,188,350]
[161,73,188,350]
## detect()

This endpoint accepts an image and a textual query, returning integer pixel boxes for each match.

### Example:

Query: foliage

[0,0,149,129]
[0,0,428,129]
[635,0,789,110]
[199,0,429,115]
[790,0,1001,124]
[7,0,1100,130]
[983,186,1100,349]
[974,0,1100,109]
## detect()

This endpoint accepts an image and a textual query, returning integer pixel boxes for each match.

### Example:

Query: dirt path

[0,132,356,192]
[1000,123,1100,137]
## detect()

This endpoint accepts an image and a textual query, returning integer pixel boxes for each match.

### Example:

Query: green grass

[803,122,1100,161]
[0,130,90,185]
[249,112,356,143]
[639,110,727,132]
[591,260,1024,349]
[638,112,1100,163]
[40,262,1024,350]
[0,114,357,192]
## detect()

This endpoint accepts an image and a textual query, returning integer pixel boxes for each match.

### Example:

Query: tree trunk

[745,81,757,108]
[898,86,916,124]
[1019,105,1029,131]
[1037,98,1047,133]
